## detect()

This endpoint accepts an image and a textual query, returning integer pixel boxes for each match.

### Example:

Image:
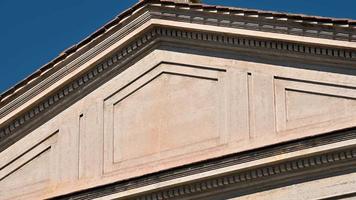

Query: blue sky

[0,0,355,93]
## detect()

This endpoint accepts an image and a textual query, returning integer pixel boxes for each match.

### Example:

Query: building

[1,0,356,199]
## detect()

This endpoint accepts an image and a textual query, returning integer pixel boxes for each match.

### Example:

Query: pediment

[1,26,356,151]
[1,1,356,151]
[1,1,356,199]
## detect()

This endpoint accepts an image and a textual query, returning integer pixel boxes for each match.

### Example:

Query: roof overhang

[1,0,356,157]
[1,1,356,199]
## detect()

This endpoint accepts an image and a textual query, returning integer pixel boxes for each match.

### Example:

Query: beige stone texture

[1,19,356,199]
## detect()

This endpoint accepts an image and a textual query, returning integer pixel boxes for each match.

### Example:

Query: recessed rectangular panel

[113,74,162,162]
[104,63,227,174]
[158,73,220,151]
[275,78,356,134]
[1,149,50,191]
[0,132,57,200]
[286,89,346,121]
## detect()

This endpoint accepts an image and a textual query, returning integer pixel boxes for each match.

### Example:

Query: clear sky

[0,0,355,93]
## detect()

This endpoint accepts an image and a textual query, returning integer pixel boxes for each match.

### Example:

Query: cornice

[0,0,151,105]
[0,21,158,151]
[1,23,356,151]
[150,3,356,43]
[0,8,152,119]
[1,0,356,108]
[134,148,356,200]
[51,127,356,199]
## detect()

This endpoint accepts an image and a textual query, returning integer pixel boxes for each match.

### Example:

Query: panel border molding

[275,77,356,134]
[102,62,228,175]
[0,130,58,199]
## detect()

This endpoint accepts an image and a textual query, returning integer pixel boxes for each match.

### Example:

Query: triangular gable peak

[1,0,356,199]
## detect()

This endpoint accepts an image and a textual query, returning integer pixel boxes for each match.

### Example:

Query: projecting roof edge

[1,0,355,105]
[1,0,356,151]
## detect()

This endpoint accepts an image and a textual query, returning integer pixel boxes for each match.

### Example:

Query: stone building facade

[1,0,356,199]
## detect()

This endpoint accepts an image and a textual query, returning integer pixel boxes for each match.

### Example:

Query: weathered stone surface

[2,46,356,199]
[1,1,356,199]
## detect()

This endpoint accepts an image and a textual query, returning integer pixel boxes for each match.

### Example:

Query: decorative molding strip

[322,192,356,200]
[134,148,356,200]
[2,0,356,111]
[2,0,356,119]
[149,4,356,42]
[1,26,356,150]
[51,127,356,200]
[0,1,151,104]
[157,27,356,60]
